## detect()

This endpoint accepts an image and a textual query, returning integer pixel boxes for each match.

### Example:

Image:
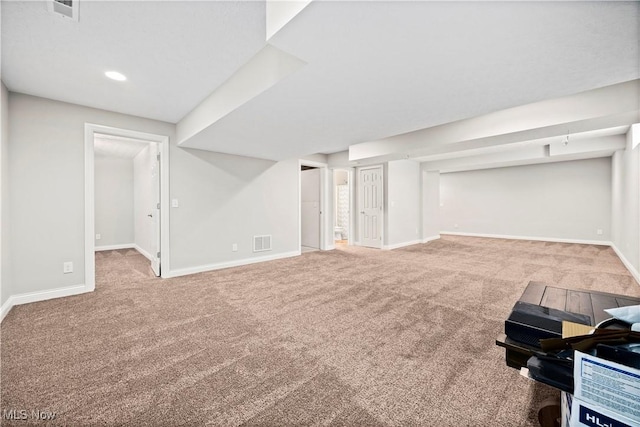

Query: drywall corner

[422,168,440,241]
[165,250,300,279]
[386,160,421,247]
[611,127,640,275]
[611,243,640,286]
[1,82,11,309]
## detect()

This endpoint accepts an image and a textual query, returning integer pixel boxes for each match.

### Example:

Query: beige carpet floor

[2,236,639,426]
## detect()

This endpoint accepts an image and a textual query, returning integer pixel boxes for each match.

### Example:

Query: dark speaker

[505,301,592,347]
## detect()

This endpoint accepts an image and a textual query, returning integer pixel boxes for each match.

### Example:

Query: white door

[149,143,161,276]
[359,166,383,248]
[301,168,321,249]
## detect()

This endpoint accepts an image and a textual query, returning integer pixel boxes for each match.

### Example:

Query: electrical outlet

[171,199,179,208]
[596,229,603,235]
[454,224,459,229]
[63,262,73,274]
[232,243,238,252]
[95,234,101,240]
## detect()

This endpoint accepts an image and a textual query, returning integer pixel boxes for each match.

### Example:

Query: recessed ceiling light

[105,71,127,81]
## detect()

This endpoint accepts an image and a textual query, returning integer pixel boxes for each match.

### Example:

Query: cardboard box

[566,351,640,426]
[565,395,637,427]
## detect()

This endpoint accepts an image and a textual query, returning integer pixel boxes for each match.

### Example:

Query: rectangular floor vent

[253,235,272,252]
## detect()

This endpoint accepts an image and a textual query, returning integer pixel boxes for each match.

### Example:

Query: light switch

[95,234,101,240]
[171,199,179,208]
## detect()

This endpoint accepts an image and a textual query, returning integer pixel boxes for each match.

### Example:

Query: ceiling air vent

[253,235,272,253]
[48,0,79,22]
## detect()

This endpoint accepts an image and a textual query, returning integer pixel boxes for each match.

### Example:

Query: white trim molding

[165,251,300,279]
[85,123,171,292]
[299,159,330,252]
[0,297,13,322]
[1,284,90,322]
[383,240,423,250]
[134,245,154,262]
[422,235,441,244]
[611,244,640,285]
[440,231,639,285]
[440,231,610,246]
[95,243,135,251]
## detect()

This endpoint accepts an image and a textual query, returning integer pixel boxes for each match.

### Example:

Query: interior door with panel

[359,166,383,248]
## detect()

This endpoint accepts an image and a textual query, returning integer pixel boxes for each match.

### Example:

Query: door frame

[84,124,170,290]
[298,159,330,252]
[357,165,384,249]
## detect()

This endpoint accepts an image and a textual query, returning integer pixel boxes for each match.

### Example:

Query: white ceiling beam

[434,150,620,174]
[177,44,306,148]
[266,0,313,41]
[423,135,625,173]
[349,80,640,163]
[548,134,626,157]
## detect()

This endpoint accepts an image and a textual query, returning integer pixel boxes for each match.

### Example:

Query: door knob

[147,214,153,218]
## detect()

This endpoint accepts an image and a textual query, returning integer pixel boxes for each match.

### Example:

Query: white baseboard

[1,284,91,323]
[440,231,610,246]
[383,239,423,250]
[133,244,154,262]
[422,235,441,244]
[95,243,134,251]
[325,244,336,251]
[165,251,300,279]
[441,231,639,285]
[610,244,640,285]
[0,297,13,322]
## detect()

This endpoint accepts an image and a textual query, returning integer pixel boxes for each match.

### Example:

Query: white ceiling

[1,1,266,123]
[94,134,149,158]
[2,1,639,162]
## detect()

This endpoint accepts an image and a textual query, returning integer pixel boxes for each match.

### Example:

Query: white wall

[440,158,612,243]
[385,160,421,248]
[8,93,174,297]
[133,145,153,257]
[611,127,640,277]
[168,149,299,273]
[7,92,306,300]
[422,169,440,241]
[1,82,10,307]
[7,92,302,298]
[94,155,134,247]
[335,170,348,185]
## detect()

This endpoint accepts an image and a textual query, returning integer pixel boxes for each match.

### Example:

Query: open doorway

[333,169,352,246]
[84,124,169,291]
[93,134,160,277]
[299,160,329,253]
[301,165,321,253]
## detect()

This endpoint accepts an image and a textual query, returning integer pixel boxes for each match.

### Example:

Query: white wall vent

[48,0,79,22]
[253,235,272,252]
